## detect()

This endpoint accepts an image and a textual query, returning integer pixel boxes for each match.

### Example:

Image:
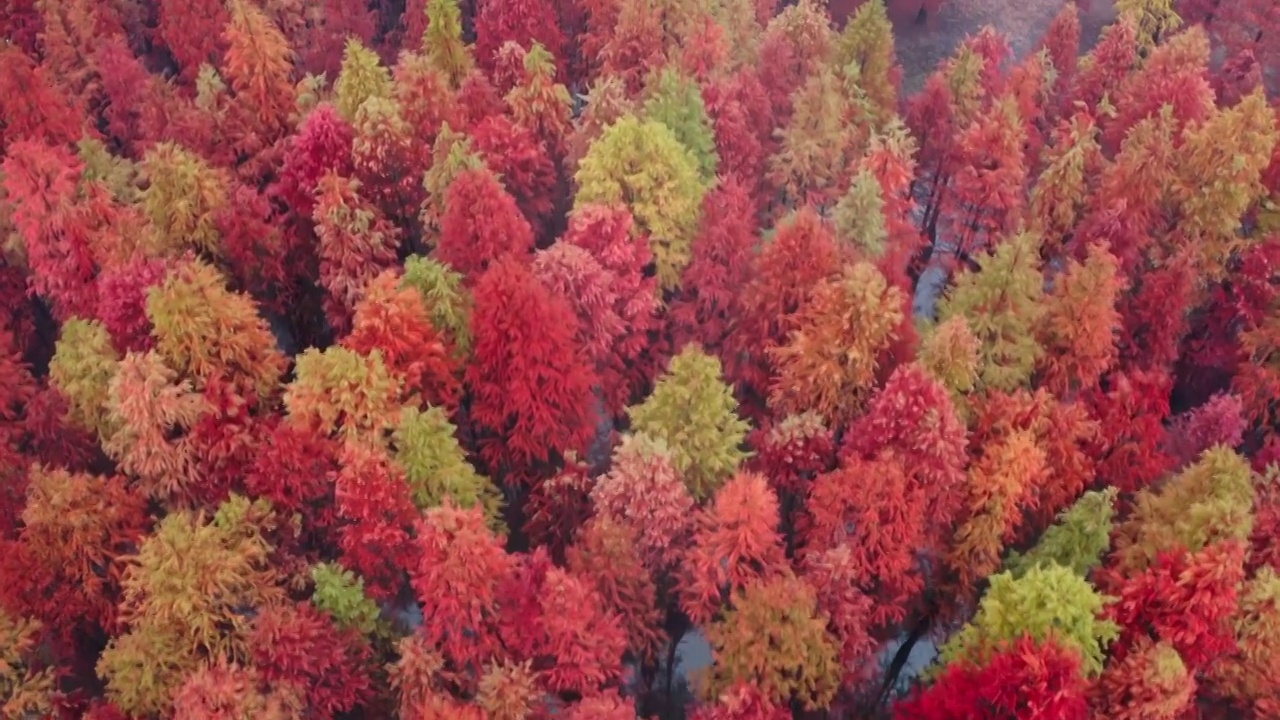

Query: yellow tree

[574,114,708,289]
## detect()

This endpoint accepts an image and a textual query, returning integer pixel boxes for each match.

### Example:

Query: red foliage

[22,387,99,472]
[559,204,659,413]
[842,365,968,548]
[679,473,790,625]
[465,255,596,482]
[275,105,357,221]
[251,601,375,718]
[333,441,420,601]
[470,115,558,236]
[1084,370,1175,494]
[410,500,515,679]
[1106,541,1246,673]
[473,0,568,81]
[894,635,1091,720]
[0,45,85,146]
[2,140,100,321]
[436,167,536,282]
[1164,393,1247,469]
[802,455,926,631]
[672,180,758,356]
[746,413,837,497]
[244,422,342,547]
[523,456,595,564]
[729,208,844,406]
[342,271,461,411]
[690,681,792,720]
[154,0,230,82]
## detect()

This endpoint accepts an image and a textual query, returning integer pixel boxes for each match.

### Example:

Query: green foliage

[423,0,474,87]
[391,406,504,531]
[139,142,228,257]
[335,38,394,121]
[99,501,282,715]
[77,137,139,203]
[419,124,486,236]
[311,562,382,635]
[1005,488,1118,578]
[831,168,887,258]
[1114,446,1256,571]
[627,345,750,500]
[938,231,1047,392]
[705,576,841,709]
[48,317,121,439]
[937,564,1119,677]
[835,0,897,124]
[401,254,473,359]
[575,114,708,290]
[642,67,719,182]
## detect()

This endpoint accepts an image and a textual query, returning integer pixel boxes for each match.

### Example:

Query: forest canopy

[3,0,1280,718]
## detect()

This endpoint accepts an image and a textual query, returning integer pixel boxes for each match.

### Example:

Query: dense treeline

[3,0,1280,718]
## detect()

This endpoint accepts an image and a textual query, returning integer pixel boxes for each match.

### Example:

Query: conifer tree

[768,262,905,423]
[466,256,597,481]
[574,114,708,289]
[334,39,393,122]
[937,231,1046,393]
[628,345,751,500]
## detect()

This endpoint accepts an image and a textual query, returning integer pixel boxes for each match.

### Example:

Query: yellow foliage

[49,317,122,439]
[575,114,708,290]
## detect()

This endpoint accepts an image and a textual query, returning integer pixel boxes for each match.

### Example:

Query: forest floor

[894,0,1121,94]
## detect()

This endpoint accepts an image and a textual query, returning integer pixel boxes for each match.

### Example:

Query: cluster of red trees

[3,0,1280,718]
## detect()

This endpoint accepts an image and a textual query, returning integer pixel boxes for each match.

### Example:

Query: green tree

[937,231,1047,392]
[627,345,750,500]
[575,114,708,290]
[1005,487,1118,578]
[642,66,719,181]
[391,405,504,530]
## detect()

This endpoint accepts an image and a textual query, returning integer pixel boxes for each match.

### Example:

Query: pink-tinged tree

[312,172,401,335]
[801,454,926,631]
[471,114,558,236]
[1084,370,1175,494]
[756,0,834,127]
[2,140,100,321]
[532,242,625,372]
[1066,16,1138,117]
[474,0,568,81]
[1037,3,1081,116]
[505,44,574,163]
[465,255,596,482]
[560,203,659,413]
[1164,393,1247,470]
[565,691,637,719]
[154,0,230,82]
[802,544,876,688]
[670,180,757,354]
[679,472,791,625]
[332,441,420,601]
[567,515,666,664]
[292,0,375,79]
[436,167,536,283]
[528,566,629,695]
[103,351,210,503]
[895,635,1091,720]
[599,0,668,97]
[729,207,844,409]
[590,432,697,578]
[842,363,969,552]
[274,104,356,222]
[0,45,85,146]
[97,258,169,354]
[409,500,515,689]
[351,98,425,227]
[341,270,461,412]
[394,53,464,150]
